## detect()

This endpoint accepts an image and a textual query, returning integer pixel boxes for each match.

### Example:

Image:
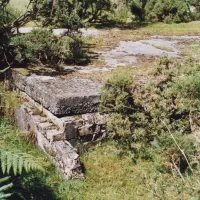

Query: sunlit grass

[138,22,200,36]
[9,0,28,11]
[0,86,81,199]
[78,142,151,200]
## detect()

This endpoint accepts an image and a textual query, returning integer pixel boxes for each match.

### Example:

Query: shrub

[35,0,84,30]
[145,0,192,23]
[0,0,88,71]
[36,0,112,26]
[108,6,132,24]
[79,0,112,23]
[0,1,16,70]
[129,0,192,23]
[10,29,85,69]
[100,58,200,170]
[99,68,133,114]
[129,0,145,21]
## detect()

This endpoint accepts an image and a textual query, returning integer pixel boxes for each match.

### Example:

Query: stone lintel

[11,70,102,116]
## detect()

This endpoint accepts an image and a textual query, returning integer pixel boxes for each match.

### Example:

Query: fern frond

[1,153,6,175]
[0,193,12,200]
[0,177,10,184]
[6,154,12,175]
[0,150,44,175]
[0,183,13,193]
[0,177,13,200]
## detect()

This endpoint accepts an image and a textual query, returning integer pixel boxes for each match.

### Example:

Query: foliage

[35,0,112,27]
[129,0,146,21]
[107,6,132,25]
[0,0,88,71]
[0,150,44,175]
[129,0,192,23]
[100,57,200,170]
[0,0,15,70]
[35,0,83,30]
[0,177,13,200]
[99,68,133,114]
[78,0,112,23]
[10,29,85,68]
[145,0,192,23]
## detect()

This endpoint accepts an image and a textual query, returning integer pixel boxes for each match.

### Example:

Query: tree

[35,0,84,30]
[0,0,87,71]
[129,0,147,21]
[145,0,192,23]
[129,0,192,23]
[78,0,112,23]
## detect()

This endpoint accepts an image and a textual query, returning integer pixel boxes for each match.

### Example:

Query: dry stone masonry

[11,69,107,179]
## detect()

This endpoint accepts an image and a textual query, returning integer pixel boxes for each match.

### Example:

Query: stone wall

[11,69,107,179]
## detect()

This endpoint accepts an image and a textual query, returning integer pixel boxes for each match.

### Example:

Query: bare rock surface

[14,27,105,37]
[97,35,200,67]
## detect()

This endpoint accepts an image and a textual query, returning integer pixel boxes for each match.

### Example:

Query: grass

[9,0,29,11]
[63,140,200,200]
[139,22,200,36]
[0,86,82,200]
[78,142,151,200]
[68,40,200,200]
[89,22,200,52]
[151,44,174,52]
[2,7,200,198]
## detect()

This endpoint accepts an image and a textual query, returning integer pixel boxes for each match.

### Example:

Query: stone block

[64,121,78,140]
[38,122,56,135]
[46,129,64,142]
[14,102,83,179]
[11,71,102,116]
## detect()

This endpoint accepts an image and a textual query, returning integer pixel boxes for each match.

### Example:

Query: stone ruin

[11,69,107,179]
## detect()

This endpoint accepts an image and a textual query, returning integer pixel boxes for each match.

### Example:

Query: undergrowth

[0,85,82,199]
[96,55,200,199]
[11,29,87,70]
[77,141,200,200]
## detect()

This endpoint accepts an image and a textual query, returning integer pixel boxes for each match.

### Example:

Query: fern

[0,67,10,75]
[0,150,44,175]
[0,176,13,200]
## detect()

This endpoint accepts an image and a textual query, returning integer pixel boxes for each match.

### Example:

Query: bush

[79,0,112,23]
[129,0,192,23]
[129,0,145,21]
[10,29,85,69]
[35,0,84,30]
[108,6,132,24]
[100,58,200,169]
[145,0,192,23]
[36,0,112,26]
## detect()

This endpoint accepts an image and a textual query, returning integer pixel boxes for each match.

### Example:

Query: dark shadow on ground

[91,20,149,30]
[9,172,57,200]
